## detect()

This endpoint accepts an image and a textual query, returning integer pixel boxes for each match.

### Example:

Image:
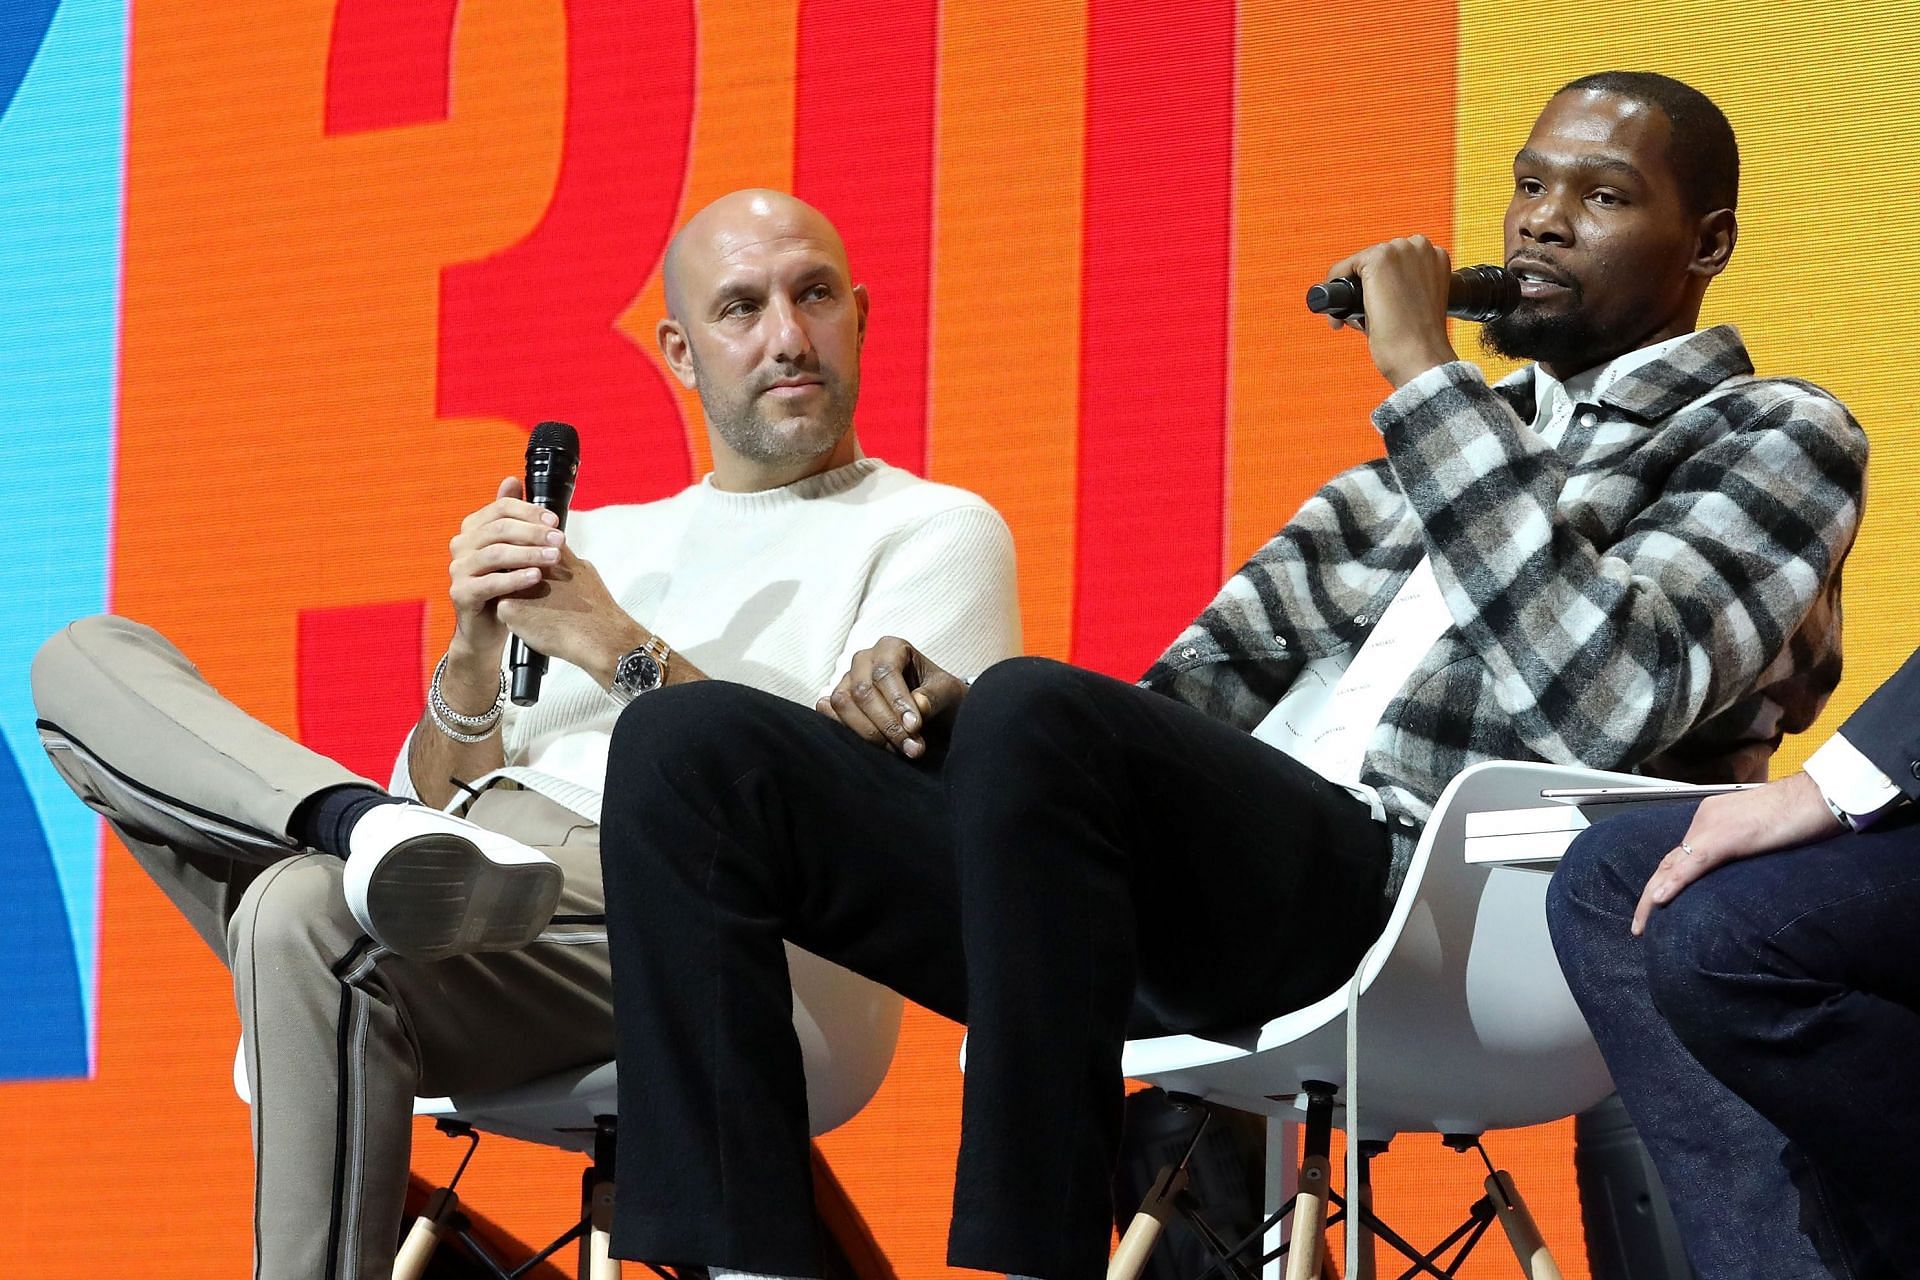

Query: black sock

[288,784,404,857]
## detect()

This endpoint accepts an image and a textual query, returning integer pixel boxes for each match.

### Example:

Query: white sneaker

[342,805,564,962]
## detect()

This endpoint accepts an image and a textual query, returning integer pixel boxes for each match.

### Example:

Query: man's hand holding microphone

[1311,236,1521,387]
[411,430,684,809]
[440,473,637,696]
[1319,235,1476,389]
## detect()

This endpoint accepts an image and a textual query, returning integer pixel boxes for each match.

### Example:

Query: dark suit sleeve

[1839,645,1920,803]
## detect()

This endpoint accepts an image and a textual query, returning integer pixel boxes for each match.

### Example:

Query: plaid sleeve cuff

[1369,359,1485,435]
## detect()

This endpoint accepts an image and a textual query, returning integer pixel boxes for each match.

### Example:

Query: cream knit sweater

[391,458,1020,822]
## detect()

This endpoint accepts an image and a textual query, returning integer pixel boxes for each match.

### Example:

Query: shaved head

[654,189,868,491]
[662,189,851,321]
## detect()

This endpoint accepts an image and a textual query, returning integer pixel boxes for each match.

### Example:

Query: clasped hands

[817,636,969,760]
[441,476,639,701]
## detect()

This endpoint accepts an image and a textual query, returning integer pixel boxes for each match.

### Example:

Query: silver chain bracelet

[427,699,500,744]
[428,654,507,742]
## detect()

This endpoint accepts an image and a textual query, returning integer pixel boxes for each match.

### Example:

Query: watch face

[618,649,663,696]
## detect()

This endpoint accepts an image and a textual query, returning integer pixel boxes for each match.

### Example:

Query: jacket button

[1580,412,1597,427]
[1354,614,1371,627]
[1910,761,1920,780]
[1275,634,1288,647]
[1183,647,1198,659]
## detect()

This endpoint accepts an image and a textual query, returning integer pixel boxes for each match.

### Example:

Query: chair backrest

[1122,760,1657,1141]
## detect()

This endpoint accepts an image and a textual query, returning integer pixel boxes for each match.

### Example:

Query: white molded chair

[238,943,903,1279]
[1112,761,1693,1280]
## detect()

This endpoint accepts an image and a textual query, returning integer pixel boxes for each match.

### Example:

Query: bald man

[31,190,1021,1280]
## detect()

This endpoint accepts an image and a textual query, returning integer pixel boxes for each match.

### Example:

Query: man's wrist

[439,645,507,717]
[587,617,653,690]
[1778,771,1848,840]
[428,654,507,742]
[1372,358,1478,436]
[1380,339,1460,390]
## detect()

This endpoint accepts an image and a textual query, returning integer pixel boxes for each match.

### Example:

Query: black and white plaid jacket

[1140,325,1868,895]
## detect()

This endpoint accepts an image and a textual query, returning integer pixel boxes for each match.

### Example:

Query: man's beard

[698,361,858,466]
[1480,282,1634,371]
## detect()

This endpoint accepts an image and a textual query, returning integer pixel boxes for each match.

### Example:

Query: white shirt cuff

[1804,733,1904,830]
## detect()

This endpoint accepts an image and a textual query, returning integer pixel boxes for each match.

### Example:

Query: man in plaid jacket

[1139,311,1857,901]
[592,72,1867,1280]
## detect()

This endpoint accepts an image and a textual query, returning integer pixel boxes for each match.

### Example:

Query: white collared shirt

[1531,331,1695,439]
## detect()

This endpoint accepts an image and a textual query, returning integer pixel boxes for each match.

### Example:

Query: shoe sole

[359,834,564,963]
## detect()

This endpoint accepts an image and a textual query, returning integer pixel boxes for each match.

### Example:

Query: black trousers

[599,657,1393,1280]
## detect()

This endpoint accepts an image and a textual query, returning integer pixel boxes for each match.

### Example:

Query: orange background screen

[2,2,1916,1276]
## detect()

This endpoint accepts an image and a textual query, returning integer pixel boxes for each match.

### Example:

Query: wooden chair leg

[583,1117,622,1280]
[1110,1096,1227,1280]
[394,1186,457,1280]
[586,1175,620,1280]
[399,1123,481,1280]
[1485,1170,1561,1280]
[1284,1085,1336,1280]
[1109,1161,1189,1280]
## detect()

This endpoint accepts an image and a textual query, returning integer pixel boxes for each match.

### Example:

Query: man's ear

[656,318,698,389]
[1692,208,1737,280]
[852,282,870,347]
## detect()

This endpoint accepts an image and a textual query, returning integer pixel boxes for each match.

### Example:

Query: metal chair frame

[1116,1091,1556,1280]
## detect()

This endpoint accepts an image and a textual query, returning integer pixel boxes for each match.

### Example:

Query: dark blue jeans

[1549,801,1920,1280]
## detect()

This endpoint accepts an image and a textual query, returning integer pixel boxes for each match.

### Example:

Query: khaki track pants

[31,616,615,1280]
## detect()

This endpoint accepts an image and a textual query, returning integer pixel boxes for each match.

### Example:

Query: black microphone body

[1305,264,1519,323]
[509,421,581,707]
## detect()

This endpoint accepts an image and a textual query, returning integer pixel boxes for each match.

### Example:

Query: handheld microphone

[508,420,581,707]
[1305,264,1520,323]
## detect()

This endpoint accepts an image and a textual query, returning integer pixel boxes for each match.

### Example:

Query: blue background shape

[0,0,127,1081]
[0,1,60,120]
[0,739,85,1078]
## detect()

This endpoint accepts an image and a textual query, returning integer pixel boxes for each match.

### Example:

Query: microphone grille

[529,420,579,456]
[1459,265,1521,321]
